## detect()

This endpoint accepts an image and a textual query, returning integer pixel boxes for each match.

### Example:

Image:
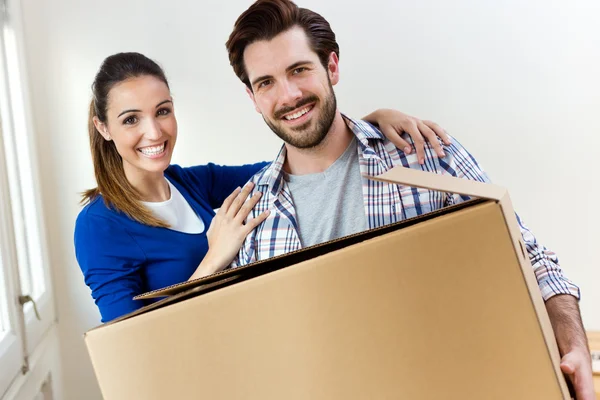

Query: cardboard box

[84,167,570,399]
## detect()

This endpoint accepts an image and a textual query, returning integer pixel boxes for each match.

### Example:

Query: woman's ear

[93,116,111,141]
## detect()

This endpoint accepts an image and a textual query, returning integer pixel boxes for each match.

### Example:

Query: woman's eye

[157,108,171,116]
[123,116,137,125]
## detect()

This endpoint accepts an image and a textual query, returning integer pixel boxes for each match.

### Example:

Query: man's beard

[263,81,337,149]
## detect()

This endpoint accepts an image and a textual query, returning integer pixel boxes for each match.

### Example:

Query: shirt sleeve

[181,162,269,209]
[436,136,580,301]
[74,211,149,323]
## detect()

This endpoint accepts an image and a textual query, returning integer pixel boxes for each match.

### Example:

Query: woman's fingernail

[404,147,411,154]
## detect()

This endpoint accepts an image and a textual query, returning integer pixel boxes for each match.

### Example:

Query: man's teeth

[139,143,165,156]
[284,106,311,121]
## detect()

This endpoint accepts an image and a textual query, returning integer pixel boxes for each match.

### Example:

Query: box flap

[367,165,506,201]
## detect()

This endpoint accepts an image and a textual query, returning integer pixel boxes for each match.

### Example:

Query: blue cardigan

[74,162,267,323]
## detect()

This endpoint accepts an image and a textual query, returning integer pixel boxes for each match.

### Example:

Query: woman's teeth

[138,143,165,156]
[284,106,312,121]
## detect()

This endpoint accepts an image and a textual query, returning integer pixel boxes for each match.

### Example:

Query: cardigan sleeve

[177,162,269,209]
[74,210,149,322]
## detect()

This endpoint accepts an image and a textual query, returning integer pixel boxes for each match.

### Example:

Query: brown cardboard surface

[372,166,567,389]
[85,201,569,399]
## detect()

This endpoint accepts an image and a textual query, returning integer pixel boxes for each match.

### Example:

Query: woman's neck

[124,167,170,202]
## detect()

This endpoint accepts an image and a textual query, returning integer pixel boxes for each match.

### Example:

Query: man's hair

[225,0,339,89]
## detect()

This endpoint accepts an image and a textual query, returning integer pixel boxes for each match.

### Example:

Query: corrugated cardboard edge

[134,197,480,301]
[370,166,570,399]
[85,199,485,333]
[103,199,484,327]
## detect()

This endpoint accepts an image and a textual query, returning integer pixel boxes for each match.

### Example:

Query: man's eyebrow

[250,61,315,88]
[251,74,273,88]
[285,60,313,72]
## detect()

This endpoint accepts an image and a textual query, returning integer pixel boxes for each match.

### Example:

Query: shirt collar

[255,113,387,193]
[256,144,288,194]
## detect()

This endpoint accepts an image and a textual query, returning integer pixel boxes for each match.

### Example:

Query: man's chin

[289,120,313,133]
[283,132,328,149]
[266,115,328,149]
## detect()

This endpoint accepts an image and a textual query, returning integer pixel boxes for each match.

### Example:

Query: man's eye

[123,116,137,125]
[293,67,306,74]
[258,80,271,89]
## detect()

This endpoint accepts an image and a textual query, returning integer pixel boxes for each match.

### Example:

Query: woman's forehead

[107,76,170,110]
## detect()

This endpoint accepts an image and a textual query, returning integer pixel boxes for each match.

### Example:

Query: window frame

[0,0,57,395]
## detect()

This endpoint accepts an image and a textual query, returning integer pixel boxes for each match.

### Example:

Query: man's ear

[327,52,340,86]
[93,117,111,141]
[246,86,261,114]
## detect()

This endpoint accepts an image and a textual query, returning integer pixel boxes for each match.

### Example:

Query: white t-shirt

[142,179,205,234]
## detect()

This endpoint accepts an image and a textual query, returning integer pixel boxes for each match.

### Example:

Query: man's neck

[283,111,353,176]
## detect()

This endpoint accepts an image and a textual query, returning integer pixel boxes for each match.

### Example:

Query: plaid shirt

[232,115,580,301]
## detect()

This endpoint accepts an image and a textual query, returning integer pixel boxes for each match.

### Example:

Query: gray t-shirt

[286,137,367,247]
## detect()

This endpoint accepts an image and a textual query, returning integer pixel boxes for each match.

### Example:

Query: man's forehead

[244,27,319,79]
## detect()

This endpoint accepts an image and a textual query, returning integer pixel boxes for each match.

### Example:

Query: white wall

[19,0,600,398]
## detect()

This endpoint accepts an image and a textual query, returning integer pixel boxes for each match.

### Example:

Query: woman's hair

[82,52,170,227]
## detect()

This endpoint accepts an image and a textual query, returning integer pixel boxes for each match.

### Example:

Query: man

[225,0,594,397]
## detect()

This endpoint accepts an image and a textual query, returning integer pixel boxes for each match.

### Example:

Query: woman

[75,52,450,323]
